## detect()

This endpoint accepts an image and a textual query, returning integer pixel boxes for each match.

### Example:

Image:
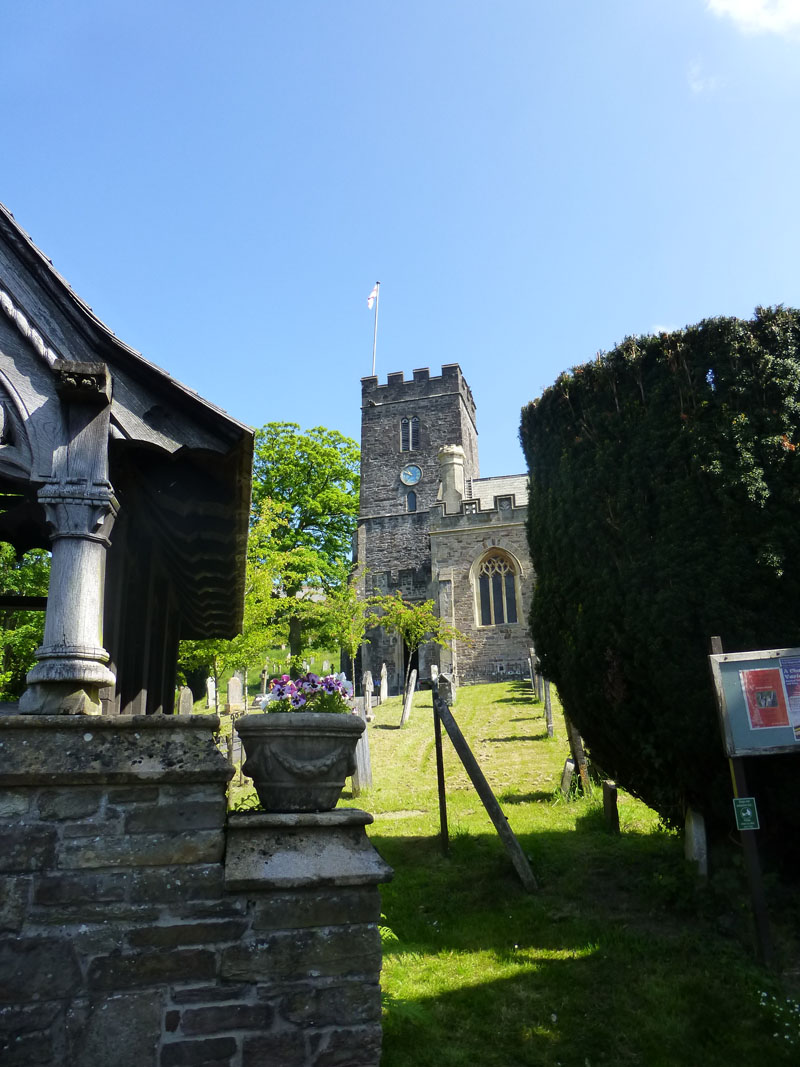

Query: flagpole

[371,281,380,376]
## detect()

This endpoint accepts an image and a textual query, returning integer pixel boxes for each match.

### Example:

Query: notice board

[710,646,800,757]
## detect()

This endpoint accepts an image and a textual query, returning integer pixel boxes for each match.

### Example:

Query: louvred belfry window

[477,552,518,625]
[400,416,419,451]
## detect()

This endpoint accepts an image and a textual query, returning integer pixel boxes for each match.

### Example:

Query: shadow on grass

[484,732,549,743]
[373,828,779,1067]
[499,790,553,804]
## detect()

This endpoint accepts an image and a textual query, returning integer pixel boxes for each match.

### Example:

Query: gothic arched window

[400,416,419,451]
[476,551,518,626]
[406,490,417,513]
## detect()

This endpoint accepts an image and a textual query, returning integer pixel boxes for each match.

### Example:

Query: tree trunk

[288,615,304,676]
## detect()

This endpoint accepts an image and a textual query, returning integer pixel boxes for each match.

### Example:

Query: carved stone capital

[38,485,119,545]
[52,359,111,407]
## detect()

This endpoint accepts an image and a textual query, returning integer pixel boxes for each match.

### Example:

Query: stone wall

[430,501,533,686]
[0,714,391,1067]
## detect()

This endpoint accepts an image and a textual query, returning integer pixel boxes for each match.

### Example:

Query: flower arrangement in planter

[260,672,354,714]
[235,673,365,813]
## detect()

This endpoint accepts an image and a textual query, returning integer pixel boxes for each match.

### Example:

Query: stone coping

[0,713,232,785]
[0,713,220,730]
[224,808,393,890]
[227,809,374,829]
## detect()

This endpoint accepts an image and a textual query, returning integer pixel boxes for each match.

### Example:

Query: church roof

[467,474,528,511]
[0,202,253,640]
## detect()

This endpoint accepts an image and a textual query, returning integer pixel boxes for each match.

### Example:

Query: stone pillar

[225,810,393,1065]
[20,361,118,716]
[437,444,465,515]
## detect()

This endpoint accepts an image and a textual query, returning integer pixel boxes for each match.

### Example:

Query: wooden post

[710,635,775,970]
[432,700,449,855]
[602,780,620,834]
[433,677,537,891]
[544,680,554,738]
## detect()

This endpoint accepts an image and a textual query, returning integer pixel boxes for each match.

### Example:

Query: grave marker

[226,675,244,714]
[379,662,388,704]
[400,669,417,726]
[178,686,193,715]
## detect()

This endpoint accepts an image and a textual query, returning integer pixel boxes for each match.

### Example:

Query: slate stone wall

[0,715,390,1067]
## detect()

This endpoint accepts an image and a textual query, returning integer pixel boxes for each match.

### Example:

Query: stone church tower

[355,364,533,694]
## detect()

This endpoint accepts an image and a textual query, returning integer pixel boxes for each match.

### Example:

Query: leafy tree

[374,591,466,697]
[0,543,50,700]
[520,306,800,854]
[251,423,360,672]
[316,569,376,683]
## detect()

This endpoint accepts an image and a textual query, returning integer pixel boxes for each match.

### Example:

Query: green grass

[327,682,800,1067]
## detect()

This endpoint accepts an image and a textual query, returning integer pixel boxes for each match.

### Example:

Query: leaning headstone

[560,758,575,796]
[205,676,216,709]
[400,669,418,727]
[379,662,388,704]
[226,675,244,714]
[351,699,373,795]
[178,686,193,715]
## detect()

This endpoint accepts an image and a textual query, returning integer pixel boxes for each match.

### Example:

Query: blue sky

[2,1,799,476]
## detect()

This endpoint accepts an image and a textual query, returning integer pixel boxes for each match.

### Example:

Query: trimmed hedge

[520,307,800,851]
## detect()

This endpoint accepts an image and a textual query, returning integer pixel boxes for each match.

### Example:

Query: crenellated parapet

[361,364,476,423]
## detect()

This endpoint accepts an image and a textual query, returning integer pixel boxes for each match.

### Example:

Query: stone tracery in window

[477,552,518,626]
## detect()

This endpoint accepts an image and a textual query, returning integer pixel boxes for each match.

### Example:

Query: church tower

[355,364,479,693]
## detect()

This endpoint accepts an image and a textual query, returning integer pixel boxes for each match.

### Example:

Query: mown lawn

[331,681,800,1067]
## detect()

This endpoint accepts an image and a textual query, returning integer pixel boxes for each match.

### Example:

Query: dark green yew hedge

[520,307,800,849]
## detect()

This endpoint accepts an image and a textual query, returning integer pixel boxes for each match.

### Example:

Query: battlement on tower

[361,364,476,419]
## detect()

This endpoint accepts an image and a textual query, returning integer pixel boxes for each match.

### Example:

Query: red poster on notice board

[740,668,790,729]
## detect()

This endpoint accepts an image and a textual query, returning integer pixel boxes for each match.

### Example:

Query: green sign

[733,797,760,831]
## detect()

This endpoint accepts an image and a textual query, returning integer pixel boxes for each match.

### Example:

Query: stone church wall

[0,715,390,1067]
[430,503,533,686]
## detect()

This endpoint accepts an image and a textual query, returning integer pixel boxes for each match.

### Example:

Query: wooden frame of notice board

[709,646,800,758]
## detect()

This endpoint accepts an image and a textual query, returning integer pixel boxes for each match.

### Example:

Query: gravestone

[205,676,216,709]
[544,680,554,737]
[560,758,575,795]
[430,664,439,685]
[362,670,374,721]
[400,669,418,727]
[178,685,193,715]
[322,660,330,674]
[379,662,388,704]
[226,675,244,714]
[685,807,708,878]
[351,699,373,794]
[260,669,267,695]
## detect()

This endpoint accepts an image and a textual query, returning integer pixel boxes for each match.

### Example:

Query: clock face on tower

[400,463,422,486]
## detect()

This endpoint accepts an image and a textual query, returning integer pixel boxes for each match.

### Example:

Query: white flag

[367,283,378,310]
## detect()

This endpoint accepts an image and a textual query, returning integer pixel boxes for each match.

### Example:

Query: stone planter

[234,711,366,812]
